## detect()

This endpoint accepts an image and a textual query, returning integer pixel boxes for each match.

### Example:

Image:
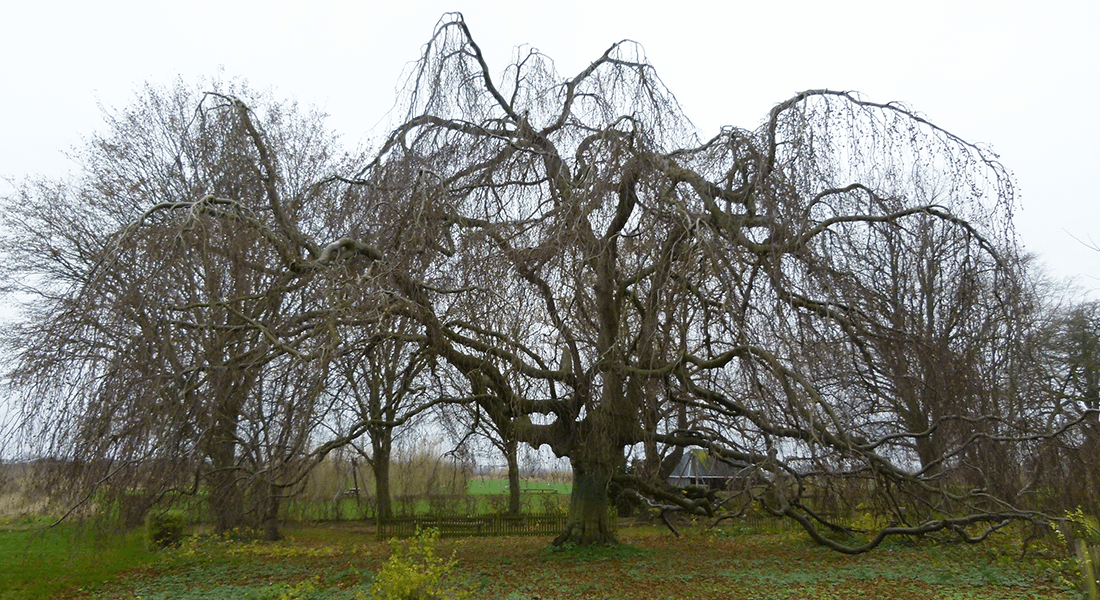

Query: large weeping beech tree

[330,15,1052,547]
[4,14,1084,548]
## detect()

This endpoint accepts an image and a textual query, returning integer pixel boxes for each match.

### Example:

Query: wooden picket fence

[377,512,616,540]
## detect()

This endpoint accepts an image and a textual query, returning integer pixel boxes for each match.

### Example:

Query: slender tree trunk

[914,435,942,476]
[505,437,521,515]
[262,483,282,541]
[207,414,244,534]
[372,430,393,523]
[204,361,250,534]
[374,458,392,521]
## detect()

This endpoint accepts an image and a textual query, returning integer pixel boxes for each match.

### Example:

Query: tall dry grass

[0,461,50,521]
[286,443,474,520]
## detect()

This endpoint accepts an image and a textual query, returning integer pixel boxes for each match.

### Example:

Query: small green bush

[1058,508,1100,599]
[145,511,187,549]
[371,527,461,600]
[1077,539,1099,600]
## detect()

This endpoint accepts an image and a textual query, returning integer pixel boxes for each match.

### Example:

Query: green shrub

[371,527,461,600]
[1059,508,1100,599]
[145,511,187,549]
[1077,539,1100,600]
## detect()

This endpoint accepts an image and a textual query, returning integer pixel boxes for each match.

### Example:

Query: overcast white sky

[1,0,1098,293]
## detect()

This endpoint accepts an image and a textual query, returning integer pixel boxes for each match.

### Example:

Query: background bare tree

[1,80,356,537]
[1027,298,1100,513]
[329,314,435,522]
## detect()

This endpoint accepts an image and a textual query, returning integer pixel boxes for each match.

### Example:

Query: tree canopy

[3,13,1092,548]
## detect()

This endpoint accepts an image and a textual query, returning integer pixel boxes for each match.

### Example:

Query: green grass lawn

[0,518,156,600]
[0,519,1081,600]
[280,479,571,521]
[466,478,571,495]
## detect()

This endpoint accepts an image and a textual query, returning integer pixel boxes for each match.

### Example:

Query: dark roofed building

[667,449,741,490]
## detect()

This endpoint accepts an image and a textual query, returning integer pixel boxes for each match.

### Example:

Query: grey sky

[2,0,1097,292]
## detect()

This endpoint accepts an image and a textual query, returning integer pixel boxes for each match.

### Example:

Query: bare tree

[1,79,356,536]
[330,315,434,522]
[440,398,525,515]
[1028,298,1100,512]
[327,14,1056,547]
[4,14,1081,552]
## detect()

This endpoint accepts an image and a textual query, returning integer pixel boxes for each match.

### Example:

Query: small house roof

[668,448,741,484]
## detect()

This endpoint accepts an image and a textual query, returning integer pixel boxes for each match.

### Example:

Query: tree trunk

[262,483,282,541]
[372,431,393,523]
[553,459,615,546]
[505,437,521,515]
[204,366,249,535]
[207,473,243,533]
[206,420,244,534]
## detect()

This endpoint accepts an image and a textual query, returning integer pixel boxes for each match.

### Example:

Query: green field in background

[466,478,571,495]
